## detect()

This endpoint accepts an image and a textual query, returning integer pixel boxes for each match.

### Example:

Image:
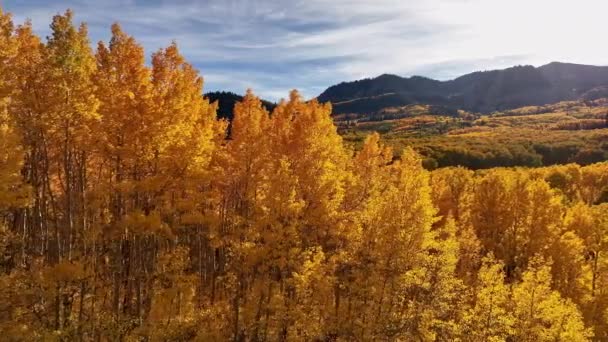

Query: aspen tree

[462,255,514,341]
[511,257,592,341]
[565,203,608,339]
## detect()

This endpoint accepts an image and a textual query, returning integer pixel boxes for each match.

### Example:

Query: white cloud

[3,0,608,101]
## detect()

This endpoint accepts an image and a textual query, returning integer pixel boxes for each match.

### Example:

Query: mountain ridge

[317,62,608,114]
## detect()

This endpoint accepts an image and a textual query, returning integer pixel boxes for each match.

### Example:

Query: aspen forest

[2,7,608,341]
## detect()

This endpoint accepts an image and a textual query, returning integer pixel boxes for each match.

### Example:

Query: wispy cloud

[3,0,608,101]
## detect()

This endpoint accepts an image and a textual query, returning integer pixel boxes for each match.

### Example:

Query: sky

[2,0,608,101]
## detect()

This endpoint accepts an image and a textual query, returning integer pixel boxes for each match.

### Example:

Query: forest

[1,8,608,341]
[340,101,608,170]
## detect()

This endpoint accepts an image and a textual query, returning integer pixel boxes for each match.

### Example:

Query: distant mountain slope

[318,62,608,114]
[205,91,276,121]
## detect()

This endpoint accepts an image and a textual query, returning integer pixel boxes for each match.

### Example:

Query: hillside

[340,99,608,169]
[318,62,608,114]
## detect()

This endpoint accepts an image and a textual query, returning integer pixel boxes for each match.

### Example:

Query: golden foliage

[0,6,605,341]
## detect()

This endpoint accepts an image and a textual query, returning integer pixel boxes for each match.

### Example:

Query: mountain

[205,91,276,121]
[318,62,608,114]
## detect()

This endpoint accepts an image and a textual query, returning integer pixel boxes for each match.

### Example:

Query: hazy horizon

[4,0,608,101]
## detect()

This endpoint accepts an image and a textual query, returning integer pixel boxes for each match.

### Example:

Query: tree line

[1,8,608,341]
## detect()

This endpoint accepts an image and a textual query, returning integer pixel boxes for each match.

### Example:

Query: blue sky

[2,0,608,101]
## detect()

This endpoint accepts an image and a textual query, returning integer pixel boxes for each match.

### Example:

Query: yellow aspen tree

[0,9,99,335]
[252,157,305,341]
[94,22,154,207]
[524,180,563,256]
[468,170,563,280]
[148,46,221,304]
[0,9,28,211]
[0,7,15,101]
[42,10,99,266]
[4,19,49,277]
[548,230,590,303]
[430,167,481,283]
[511,257,592,341]
[0,44,31,342]
[0,11,53,339]
[348,132,393,211]
[212,90,272,341]
[375,148,436,339]
[0,115,29,277]
[345,147,436,340]
[544,162,608,205]
[151,42,218,179]
[0,117,25,211]
[146,247,198,340]
[290,248,335,340]
[543,164,583,202]
[579,163,608,205]
[93,23,158,331]
[408,218,466,340]
[268,90,349,252]
[251,90,350,339]
[565,203,608,339]
[124,41,220,337]
[466,170,519,276]
[430,166,474,223]
[462,255,514,341]
[332,132,393,338]
[38,11,100,335]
